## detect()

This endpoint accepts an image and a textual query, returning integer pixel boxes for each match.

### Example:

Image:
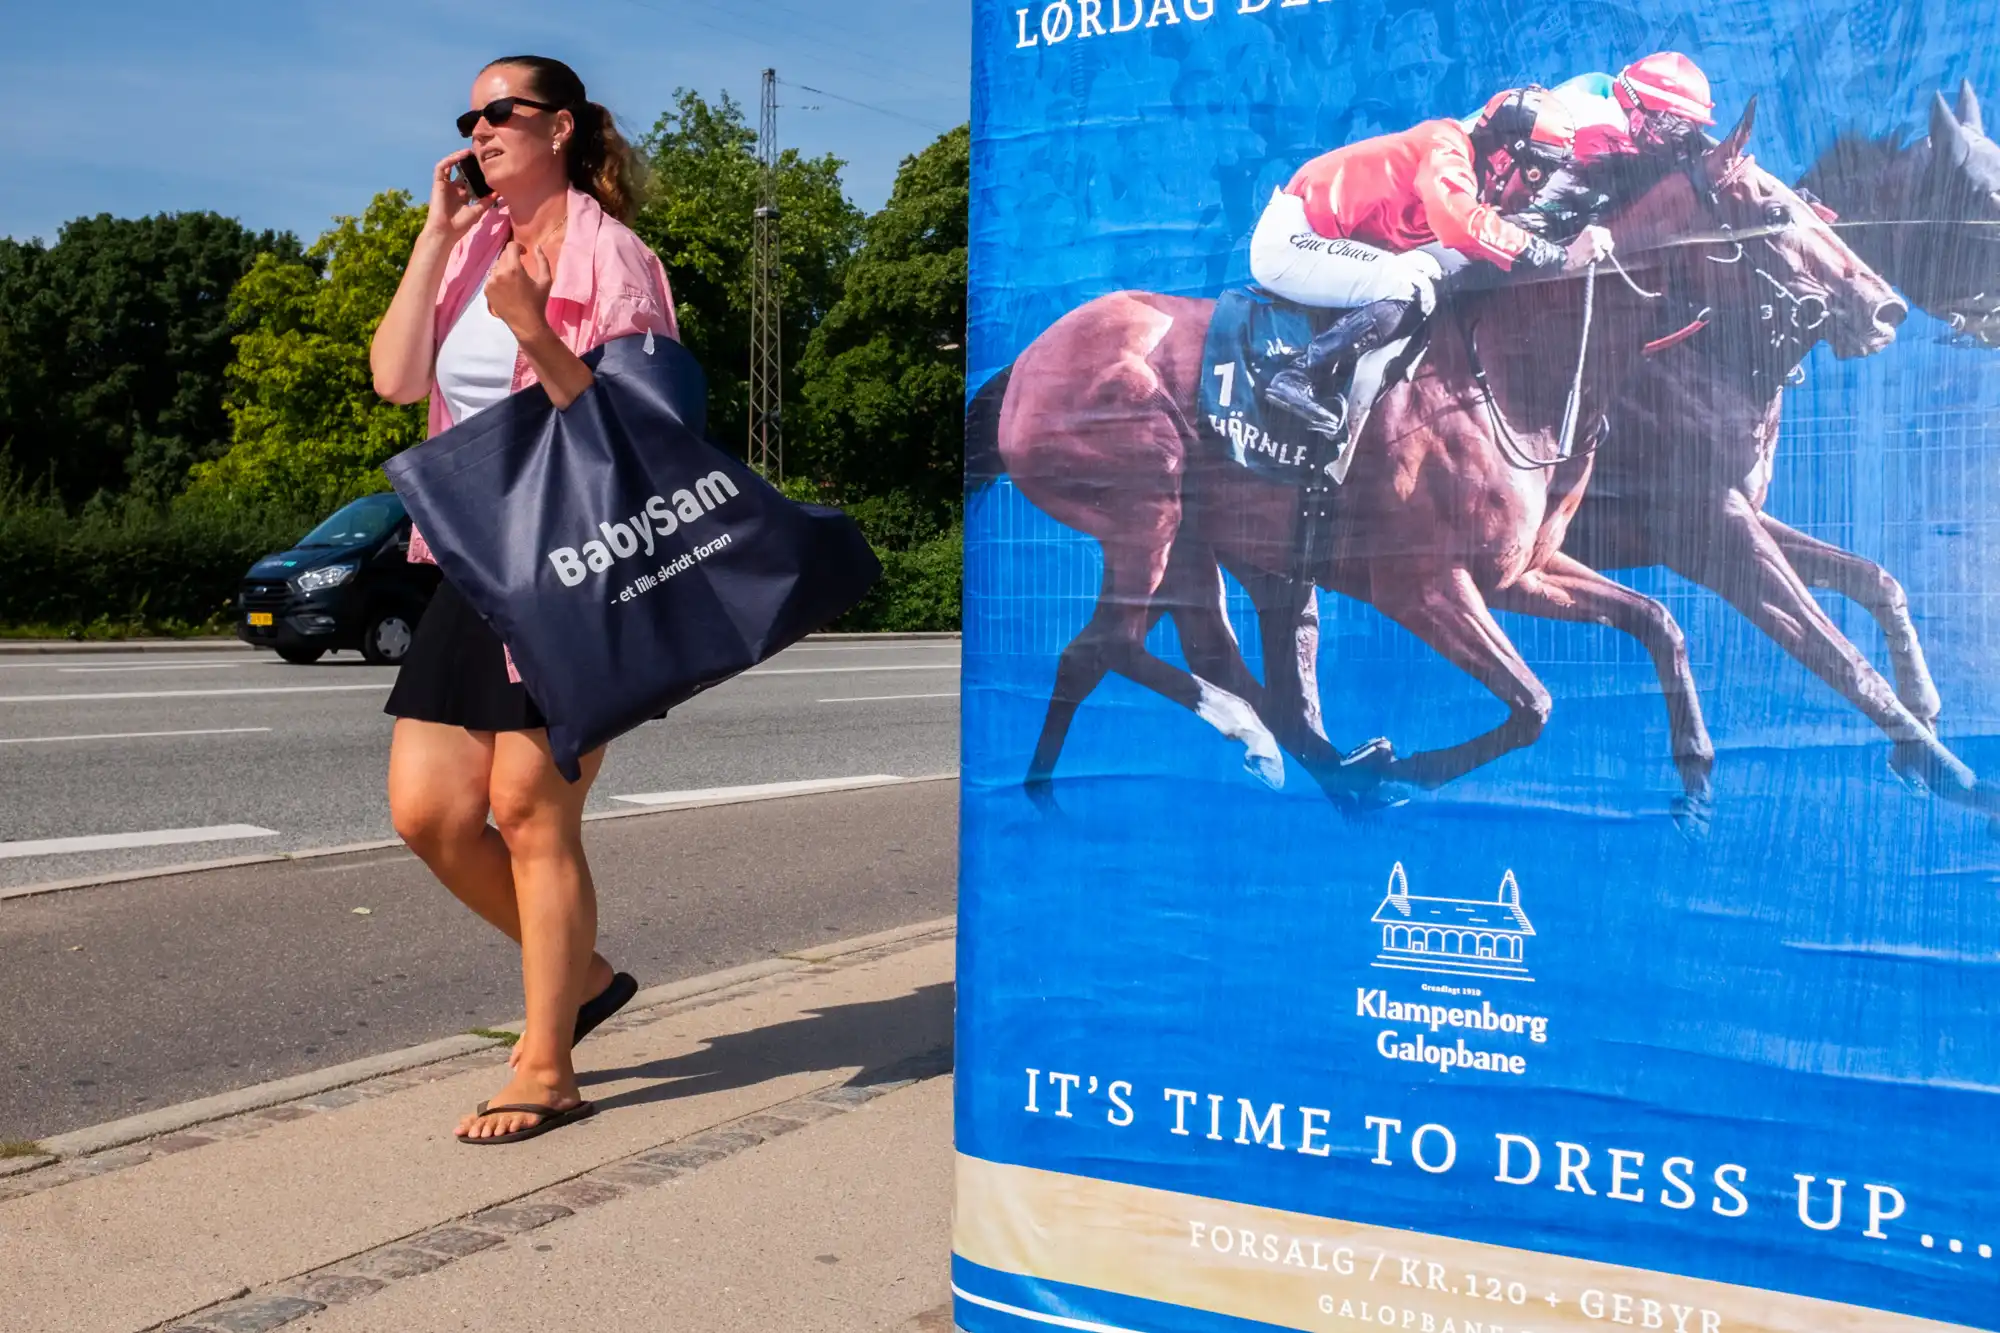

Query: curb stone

[4,916,954,1183]
[0,640,251,656]
[156,1048,953,1333]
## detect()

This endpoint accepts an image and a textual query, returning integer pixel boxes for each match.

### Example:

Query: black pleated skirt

[384,578,546,732]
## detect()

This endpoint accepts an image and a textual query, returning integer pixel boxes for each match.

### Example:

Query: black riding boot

[1265,295,1423,441]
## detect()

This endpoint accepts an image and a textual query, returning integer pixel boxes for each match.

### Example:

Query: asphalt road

[0,638,960,890]
[0,778,959,1143]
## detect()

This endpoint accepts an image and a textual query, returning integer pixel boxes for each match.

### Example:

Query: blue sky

[5,0,970,245]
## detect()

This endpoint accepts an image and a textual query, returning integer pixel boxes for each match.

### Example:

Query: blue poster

[958,1,2000,1330]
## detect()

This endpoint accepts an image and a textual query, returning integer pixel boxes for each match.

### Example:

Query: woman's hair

[484,55,646,222]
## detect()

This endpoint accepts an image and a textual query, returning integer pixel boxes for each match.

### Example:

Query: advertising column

[958,1,2000,1329]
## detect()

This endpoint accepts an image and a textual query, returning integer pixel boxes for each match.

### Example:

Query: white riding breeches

[1248,190,1442,315]
[1247,191,1445,481]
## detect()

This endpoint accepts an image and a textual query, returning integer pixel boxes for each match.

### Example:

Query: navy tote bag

[385,332,880,780]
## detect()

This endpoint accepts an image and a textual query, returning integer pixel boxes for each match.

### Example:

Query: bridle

[1459,146,1845,471]
[1667,154,1829,388]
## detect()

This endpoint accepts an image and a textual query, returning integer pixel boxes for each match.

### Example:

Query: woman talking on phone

[369,55,677,1145]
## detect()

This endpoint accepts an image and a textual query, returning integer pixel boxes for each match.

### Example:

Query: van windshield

[297,493,406,548]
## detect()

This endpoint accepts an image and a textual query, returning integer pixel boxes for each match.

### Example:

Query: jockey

[1552,52,1716,162]
[1249,87,1614,447]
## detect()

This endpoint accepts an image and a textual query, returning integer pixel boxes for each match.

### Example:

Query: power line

[605,0,954,102]
[685,0,964,96]
[783,79,954,134]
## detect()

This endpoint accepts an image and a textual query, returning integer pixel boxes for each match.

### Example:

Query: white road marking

[0,727,273,746]
[0,824,279,861]
[58,662,255,674]
[743,663,962,677]
[818,692,958,704]
[0,658,250,671]
[611,774,907,807]
[782,642,960,651]
[0,684,391,704]
[305,854,410,874]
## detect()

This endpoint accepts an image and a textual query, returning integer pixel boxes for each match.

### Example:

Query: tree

[0,214,301,504]
[188,192,428,514]
[631,90,862,455]
[794,125,968,516]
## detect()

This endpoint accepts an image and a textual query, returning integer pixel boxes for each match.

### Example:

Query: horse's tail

[963,364,1014,495]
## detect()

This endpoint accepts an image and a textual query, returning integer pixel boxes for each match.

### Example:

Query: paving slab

[291,1078,954,1333]
[0,938,953,1333]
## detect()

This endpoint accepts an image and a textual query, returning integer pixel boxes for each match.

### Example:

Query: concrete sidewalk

[0,924,957,1333]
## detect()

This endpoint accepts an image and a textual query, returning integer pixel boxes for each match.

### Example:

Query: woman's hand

[422,150,493,243]
[484,240,556,341]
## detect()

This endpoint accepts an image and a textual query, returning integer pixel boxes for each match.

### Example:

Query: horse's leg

[1368,567,1555,789]
[1025,537,1159,799]
[1027,538,1284,800]
[1241,572,1323,743]
[1672,493,1994,812]
[1236,569,1397,799]
[1756,513,1942,729]
[1489,553,1716,835]
[1162,543,1266,712]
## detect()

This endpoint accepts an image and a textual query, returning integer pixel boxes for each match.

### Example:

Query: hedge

[835,522,963,633]
[0,485,961,638]
[0,486,313,635]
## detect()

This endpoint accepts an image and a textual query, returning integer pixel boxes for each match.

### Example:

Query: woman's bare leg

[455,731,606,1140]
[388,719,615,1047]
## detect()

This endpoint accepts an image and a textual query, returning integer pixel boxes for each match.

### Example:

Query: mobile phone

[455,154,492,200]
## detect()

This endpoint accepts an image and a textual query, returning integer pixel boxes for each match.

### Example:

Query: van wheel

[276,646,324,665]
[362,610,417,666]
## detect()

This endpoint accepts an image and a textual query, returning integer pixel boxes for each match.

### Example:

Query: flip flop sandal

[456,1100,598,1146]
[574,971,639,1045]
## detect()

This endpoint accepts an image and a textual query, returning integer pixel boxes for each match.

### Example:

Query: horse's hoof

[1024,776,1063,817]
[1243,745,1286,791]
[1339,736,1397,774]
[1671,793,1713,843]
[1974,780,2000,817]
[1892,740,1986,804]
[1352,781,1416,813]
[1889,741,1937,794]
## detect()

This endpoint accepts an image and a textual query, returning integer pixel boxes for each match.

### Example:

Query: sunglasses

[457,96,564,138]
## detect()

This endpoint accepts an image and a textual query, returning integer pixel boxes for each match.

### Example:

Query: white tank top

[435,268,520,426]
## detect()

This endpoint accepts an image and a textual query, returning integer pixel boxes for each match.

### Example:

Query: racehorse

[1558,94,2000,820]
[970,102,1896,824]
[1801,82,2000,346]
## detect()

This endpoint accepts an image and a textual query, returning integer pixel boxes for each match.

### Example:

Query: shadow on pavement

[580,981,955,1113]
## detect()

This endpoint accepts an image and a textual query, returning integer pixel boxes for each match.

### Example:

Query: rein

[1458,255,1638,472]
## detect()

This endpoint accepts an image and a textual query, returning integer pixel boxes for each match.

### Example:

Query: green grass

[467,1028,521,1046]
[0,1139,49,1160]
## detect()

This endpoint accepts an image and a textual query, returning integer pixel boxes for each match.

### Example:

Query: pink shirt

[421,184,679,440]
[407,185,679,681]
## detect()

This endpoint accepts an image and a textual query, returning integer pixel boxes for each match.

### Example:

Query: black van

[237,492,442,665]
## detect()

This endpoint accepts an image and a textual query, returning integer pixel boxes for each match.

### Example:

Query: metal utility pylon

[748,68,783,480]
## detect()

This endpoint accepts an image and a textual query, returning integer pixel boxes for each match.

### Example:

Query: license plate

[248,612,274,627]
